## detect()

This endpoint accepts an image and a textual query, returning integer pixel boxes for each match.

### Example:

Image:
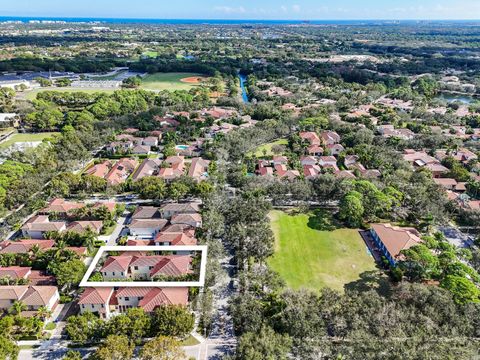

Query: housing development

[0,4,480,360]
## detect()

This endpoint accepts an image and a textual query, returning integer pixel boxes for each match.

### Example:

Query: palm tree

[9,300,27,316]
[30,244,42,260]
[53,239,68,260]
[35,306,52,321]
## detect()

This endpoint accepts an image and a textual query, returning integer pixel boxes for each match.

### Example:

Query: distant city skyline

[1,0,480,21]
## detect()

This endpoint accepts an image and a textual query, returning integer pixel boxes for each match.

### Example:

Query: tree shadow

[344,269,392,297]
[307,209,341,231]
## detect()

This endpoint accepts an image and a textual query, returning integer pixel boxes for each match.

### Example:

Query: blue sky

[1,0,479,20]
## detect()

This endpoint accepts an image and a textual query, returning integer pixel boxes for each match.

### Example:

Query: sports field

[0,132,59,150]
[140,72,207,91]
[268,210,377,292]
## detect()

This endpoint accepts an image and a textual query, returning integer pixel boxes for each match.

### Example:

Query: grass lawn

[268,210,377,292]
[181,335,200,346]
[0,132,59,150]
[23,88,116,101]
[140,72,205,91]
[142,51,158,58]
[251,139,288,157]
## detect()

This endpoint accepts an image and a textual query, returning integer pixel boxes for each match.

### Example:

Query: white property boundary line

[79,245,208,288]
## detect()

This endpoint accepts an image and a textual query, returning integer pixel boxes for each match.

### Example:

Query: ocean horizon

[0,16,479,25]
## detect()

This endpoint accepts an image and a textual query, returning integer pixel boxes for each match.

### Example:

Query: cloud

[280,5,288,13]
[213,6,246,14]
[292,4,301,13]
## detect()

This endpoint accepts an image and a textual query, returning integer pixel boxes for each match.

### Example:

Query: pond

[436,92,478,104]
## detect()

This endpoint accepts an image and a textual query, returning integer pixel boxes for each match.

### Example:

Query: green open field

[268,210,377,292]
[23,88,116,101]
[142,51,159,58]
[140,72,205,91]
[251,139,288,157]
[0,132,59,150]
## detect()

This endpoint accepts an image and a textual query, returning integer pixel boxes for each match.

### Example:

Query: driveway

[98,216,127,246]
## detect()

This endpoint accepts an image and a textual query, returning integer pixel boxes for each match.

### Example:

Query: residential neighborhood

[0,4,480,360]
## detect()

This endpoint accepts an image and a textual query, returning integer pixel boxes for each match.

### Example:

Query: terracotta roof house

[100,256,133,280]
[258,166,274,177]
[467,200,480,210]
[85,160,112,178]
[327,143,345,156]
[78,287,114,319]
[160,202,201,219]
[171,213,202,228]
[105,158,138,186]
[403,150,438,166]
[300,156,317,167]
[0,240,55,254]
[96,287,190,315]
[272,156,288,165]
[424,163,449,178]
[154,232,197,246]
[142,137,159,147]
[300,132,321,146]
[138,287,189,312]
[132,144,151,155]
[201,106,238,120]
[129,219,168,238]
[164,156,185,169]
[0,266,32,281]
[161,224,196,238]
[132,206,161,219]
[0,286,59,313]
[157,167,184,181]
[273,164,287,177]
[318,156,337,168]
[436,148,478,164]
[188,158,210,181]
[370,223,422,266]
[303,165,321,179]
[307,144,323,156]
[335,170,356,179]
[129,255,192,280]
[132,159,162,181]
[40,198,84,216]
[67,221,103,234]
[126,239,153,246]
[320,131,341,145]
[278,169,301,180]
[433,178,458,190]
[21,215,66,239]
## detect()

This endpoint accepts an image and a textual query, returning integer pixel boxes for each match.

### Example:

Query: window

[101,304,104,308]
[125,297,129,301]
[112,272,115,276]
[149,266,154,270]
[82,304,85,308]
[134,266,138,270]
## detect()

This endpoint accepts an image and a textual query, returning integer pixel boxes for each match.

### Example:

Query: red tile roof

[0,266,31,280]
[148,256,192,278]
[78,287,113,304]
[371,223,422,259]
[101,256,133,273]
[138,287,189,312]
